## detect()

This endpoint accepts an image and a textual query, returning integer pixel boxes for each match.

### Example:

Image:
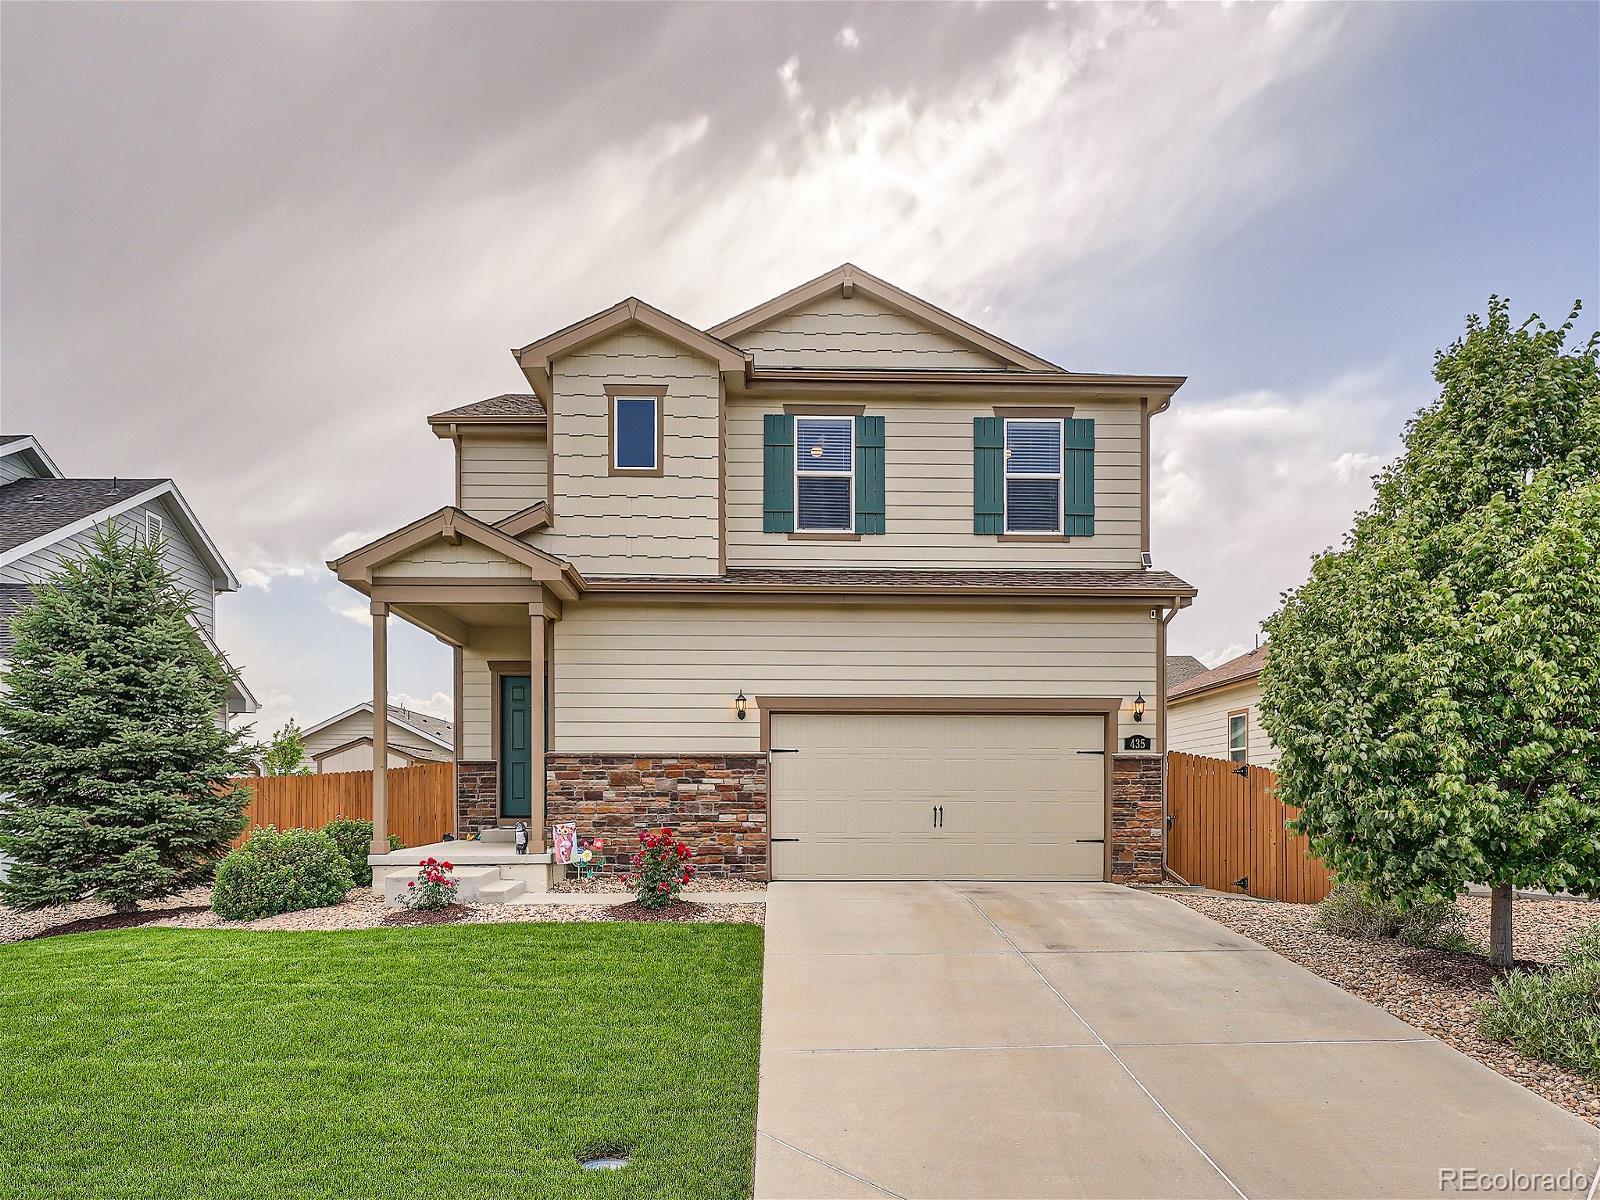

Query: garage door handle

[771,748,799,754]
[772,837,800,843]
[1077,838,1104,844]
[1076,749,1105,756]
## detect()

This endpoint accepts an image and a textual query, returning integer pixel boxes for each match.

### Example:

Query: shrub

[1479,926,1600,1077]
[626,828,694,909]
[212,826,355,920]
[398,857,458,911]
[323,818,405,887]
[1316,883,1473,952]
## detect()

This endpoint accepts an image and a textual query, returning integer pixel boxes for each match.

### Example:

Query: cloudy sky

[3,1,1596,739]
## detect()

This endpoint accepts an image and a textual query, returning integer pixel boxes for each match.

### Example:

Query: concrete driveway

[755,882,1599,1199]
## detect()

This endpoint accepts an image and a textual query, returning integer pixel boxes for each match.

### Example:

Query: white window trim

[145,509,165,545]
[793,415,855,533]
[1002,417,1064,535]
[610,392,661,472]
[1227,711,1249,763]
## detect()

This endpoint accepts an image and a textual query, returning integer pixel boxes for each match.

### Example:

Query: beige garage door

[769,711,1107,881]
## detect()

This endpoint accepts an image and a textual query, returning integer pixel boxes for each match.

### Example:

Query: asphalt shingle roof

[388,704,453,742]
[590,567,1196,594]
[1168,645,1269,701]
[429,395,546,421]
[0,478,166,554]
[1165,655,1209,690]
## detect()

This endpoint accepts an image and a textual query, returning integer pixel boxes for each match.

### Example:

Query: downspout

[1158,597,1183,882]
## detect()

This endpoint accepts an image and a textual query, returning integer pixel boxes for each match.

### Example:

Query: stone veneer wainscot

[455,760,499,840]
[544,753,769,880]
[1110,754,1164,884]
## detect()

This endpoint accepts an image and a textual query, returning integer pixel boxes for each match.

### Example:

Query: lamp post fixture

[735,690,748,721]
[1132,692,1146,723]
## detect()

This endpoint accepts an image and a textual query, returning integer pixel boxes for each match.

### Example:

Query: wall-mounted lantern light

[1132,692,1146,723]
[735,690,748,721]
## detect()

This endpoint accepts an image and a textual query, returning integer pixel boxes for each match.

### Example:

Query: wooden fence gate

[1165,751,1332,903]
[231,762,454,848]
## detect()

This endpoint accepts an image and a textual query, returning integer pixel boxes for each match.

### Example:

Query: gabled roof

[302,701,455,751]
[1168,645,1268,702]
[709,263,1062,372]
[328,506,584,600]
[513,297,748,403]
[1165,655,1209,689]
[0,435,64,480]
[0,477,240,591]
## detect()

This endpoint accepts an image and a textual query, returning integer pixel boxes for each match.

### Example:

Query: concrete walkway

[755,882,1600,1199]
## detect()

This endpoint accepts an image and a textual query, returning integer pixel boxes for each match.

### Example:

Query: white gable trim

[0,436,65,480]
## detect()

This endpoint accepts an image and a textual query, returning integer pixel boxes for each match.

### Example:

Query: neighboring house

[1165,655,1208,691]
[300,703,454,773]
[330,263,1196,883]
[1166,645,1276,767]
[0,434,256,720]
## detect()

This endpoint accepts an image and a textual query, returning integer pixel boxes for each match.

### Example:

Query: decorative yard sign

[551,822,577,865]
[1123,734,1153,752]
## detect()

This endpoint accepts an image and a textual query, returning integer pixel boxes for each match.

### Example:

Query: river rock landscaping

[1170,890,1600,1126]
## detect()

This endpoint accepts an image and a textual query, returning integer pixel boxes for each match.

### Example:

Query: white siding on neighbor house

[301,709,450,769]
[460,625,528,759]
[726,394,1144,569]
[544,599,1157,752]
[525,329,721,577]
[458,434,545,523]
[0,496,218,632]
[315,743,417,773]
[0,452,41,486]
[1166,679,1278,767]
[730,291,1007,370]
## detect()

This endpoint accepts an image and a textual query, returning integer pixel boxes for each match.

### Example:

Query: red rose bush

[625,828,694,909]
[400,856,458,912]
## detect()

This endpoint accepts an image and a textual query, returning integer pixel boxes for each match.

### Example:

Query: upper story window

[607,385,664,476]
[1004,418,1063,534]
[1228,711,1249,763]
[794,416,854,532]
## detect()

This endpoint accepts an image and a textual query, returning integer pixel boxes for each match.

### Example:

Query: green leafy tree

[260,718,310,776]
[1261,298,1600,967]
[0,525,254,911]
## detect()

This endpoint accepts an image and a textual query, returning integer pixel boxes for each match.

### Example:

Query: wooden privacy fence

[230,762,454,848]
[1166,751,1333,904]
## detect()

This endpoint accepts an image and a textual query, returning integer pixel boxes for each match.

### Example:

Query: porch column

[370,600,390,855]
[530,602,547,852]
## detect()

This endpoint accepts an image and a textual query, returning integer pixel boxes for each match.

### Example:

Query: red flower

[441,861,453,870]
[675,842,689,857]
[657,881,669,892]
[593,839,605,849]
[407,881,415,888]
[661,827,674,839]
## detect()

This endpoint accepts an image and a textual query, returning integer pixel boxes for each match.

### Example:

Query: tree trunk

[1489,884,1514,969]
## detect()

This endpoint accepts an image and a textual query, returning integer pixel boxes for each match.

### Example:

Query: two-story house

[331,265,1195,884]
[0,434,256,722]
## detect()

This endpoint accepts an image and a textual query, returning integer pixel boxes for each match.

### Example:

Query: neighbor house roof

[1168,645,1268,702]
[0,477,240,591]
[0,434,65,480]
[301,701,455,751]
[1165,655,1209,690]
[588,567,1196,598]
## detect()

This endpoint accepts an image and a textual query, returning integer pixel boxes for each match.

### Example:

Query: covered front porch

[327,506,583,860]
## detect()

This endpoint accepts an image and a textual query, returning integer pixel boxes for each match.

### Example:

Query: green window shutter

[854,414,885,535]
[973,417,1003,534]
[1063,417,1095,537]
[763,413,795,533]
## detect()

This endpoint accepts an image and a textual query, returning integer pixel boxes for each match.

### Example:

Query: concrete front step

[383,864,500,905]
[476,878,527,904]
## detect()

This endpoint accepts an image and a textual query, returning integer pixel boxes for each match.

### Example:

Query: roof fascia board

[709,263,1061,372]
[329,506,583,595]
[736,369,1185,400]
[0,436,65,480]
[429,418,547,440]
[494,501,550,538]
[1168,672,1264,705]
[584,579,1196,600]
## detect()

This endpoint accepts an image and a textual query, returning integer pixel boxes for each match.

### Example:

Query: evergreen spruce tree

[0,525,253,911]
[1261,299,1600,967]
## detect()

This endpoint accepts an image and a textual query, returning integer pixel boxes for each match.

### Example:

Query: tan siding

[461,625,526,758]
[301,710,450,766]
[458,434,546,522]
[316,743,414,773]
[374,539,533,579]
[525,329,721,577]
[726,395,1143,568]
[1166,679,1278,767]
[550,599,1156,751]
[731,291,1005,369]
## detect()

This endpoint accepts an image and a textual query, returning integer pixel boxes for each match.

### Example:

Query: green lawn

[0,923,764,1199]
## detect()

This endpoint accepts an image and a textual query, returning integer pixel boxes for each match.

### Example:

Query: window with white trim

[1228,712,1248,764]
[794,416,854,532]
[1004,418,1063,534]
[144,510,165,545]
[611,393,660,471]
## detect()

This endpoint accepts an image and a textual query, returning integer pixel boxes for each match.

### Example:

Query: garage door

[769,711,1107,881]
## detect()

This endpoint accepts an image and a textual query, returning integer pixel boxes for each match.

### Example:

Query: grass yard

[0,922,764,1199]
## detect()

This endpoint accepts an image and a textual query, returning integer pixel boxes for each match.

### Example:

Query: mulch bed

[1171,892,1600,1127]
[606,899,709,923]
[382,904,471,927]
[20,906,212,941]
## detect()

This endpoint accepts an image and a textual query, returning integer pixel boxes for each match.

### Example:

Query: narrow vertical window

[1228,712,1249,763]
[608,386,663,474]
[1003,418,1063,534]
[794,416,854,532]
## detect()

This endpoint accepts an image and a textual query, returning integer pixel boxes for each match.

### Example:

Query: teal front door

[499,675,533,819]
